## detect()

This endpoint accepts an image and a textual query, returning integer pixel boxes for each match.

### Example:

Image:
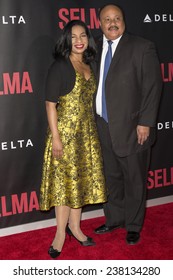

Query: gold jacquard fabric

[40,71,107,210]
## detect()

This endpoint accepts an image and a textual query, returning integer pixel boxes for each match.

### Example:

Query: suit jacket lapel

[108,33,129,75]
[96,33,129,81]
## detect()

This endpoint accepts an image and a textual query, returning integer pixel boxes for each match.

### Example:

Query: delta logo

[1,15,26,25]
[143,14,173,23]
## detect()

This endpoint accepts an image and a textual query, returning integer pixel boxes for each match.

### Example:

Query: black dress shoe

[66,226,95,246]
[126,231,140,245]
[94,224,121,234]
[48,246,61,258]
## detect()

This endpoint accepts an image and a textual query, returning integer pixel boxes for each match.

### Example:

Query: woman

[40,20,107,259]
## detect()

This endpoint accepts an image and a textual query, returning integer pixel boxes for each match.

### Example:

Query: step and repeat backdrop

[0,0,173,233]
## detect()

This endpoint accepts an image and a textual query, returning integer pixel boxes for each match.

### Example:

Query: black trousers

[96,116,151,232]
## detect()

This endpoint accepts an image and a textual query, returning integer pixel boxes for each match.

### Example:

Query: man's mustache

[108,26,119,31]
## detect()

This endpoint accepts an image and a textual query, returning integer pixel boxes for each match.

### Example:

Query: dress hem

[40,199,107,211]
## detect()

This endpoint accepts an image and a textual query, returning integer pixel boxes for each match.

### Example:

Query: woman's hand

[52,136,63,158]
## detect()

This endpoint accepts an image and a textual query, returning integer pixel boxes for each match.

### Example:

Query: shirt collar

[103,34,122,46]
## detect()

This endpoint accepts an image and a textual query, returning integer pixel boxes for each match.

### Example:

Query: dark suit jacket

[96,32,163,157]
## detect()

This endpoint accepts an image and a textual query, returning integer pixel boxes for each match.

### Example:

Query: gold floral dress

[40,70,107,210]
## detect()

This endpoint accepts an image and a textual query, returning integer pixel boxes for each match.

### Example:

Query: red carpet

[0,203,173,260]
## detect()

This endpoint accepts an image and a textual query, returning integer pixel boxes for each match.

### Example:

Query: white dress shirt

[96,35,122,117]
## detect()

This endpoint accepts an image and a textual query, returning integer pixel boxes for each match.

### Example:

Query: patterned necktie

[102,40,113,122]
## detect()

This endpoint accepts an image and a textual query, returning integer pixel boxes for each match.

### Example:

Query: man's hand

[136,125,150,145]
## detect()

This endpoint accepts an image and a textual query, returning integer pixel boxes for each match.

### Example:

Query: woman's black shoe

[66,225,95,246]
[48,246,61,258]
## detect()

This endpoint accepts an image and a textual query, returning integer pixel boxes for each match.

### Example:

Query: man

[95,3,162,244]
